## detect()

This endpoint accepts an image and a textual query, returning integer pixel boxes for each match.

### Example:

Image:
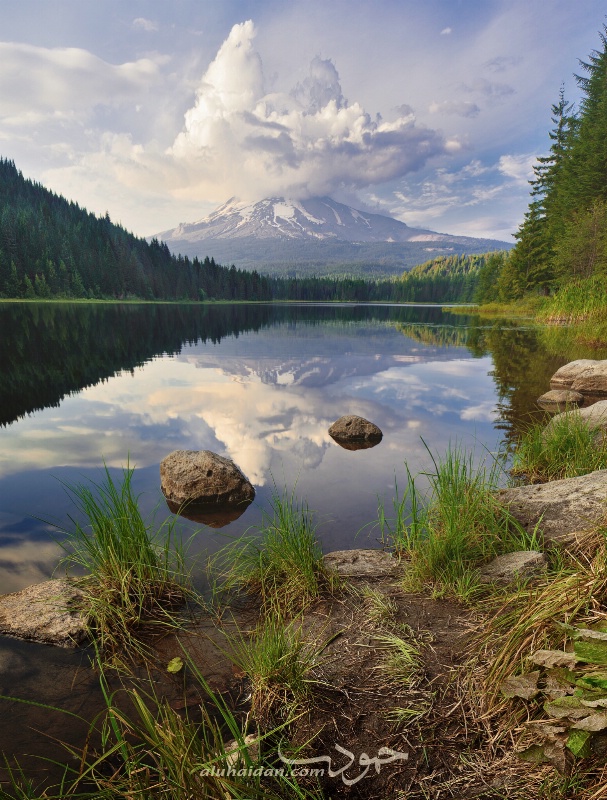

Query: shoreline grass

[382,443,539,599]
[54,465,192,658]
[511,411,607,483]
[212,489,338,615]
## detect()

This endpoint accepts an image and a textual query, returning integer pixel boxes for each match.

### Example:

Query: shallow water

[0,300,601,784]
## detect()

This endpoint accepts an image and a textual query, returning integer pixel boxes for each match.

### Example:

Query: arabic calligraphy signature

[278,743,409,786]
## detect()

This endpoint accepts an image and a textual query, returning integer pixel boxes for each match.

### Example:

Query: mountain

[155,196,511,277]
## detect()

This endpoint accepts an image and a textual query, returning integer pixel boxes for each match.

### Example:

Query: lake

[1,300,603,781]
[0,301,594,596]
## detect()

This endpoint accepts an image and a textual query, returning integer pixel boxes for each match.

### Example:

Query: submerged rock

[328,415,383,445]
[0,579,88,647]
[550,360,599,389]
[477,551,547,585]
[164,498,250,528]
[160,450,255,511]
[537,389,584,411]
[497,469,607,544]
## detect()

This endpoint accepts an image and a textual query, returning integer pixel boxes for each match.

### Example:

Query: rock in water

[328,415,382,444]
[160,450,255,510]
[537,389,584,411]
[550,360,599,389]
[570,362,607,396]
[0,579,88,647]
[544,400,607,439]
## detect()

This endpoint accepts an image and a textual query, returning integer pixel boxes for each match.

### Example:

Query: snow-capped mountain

[159,196,474,244]
[154,196,511,277]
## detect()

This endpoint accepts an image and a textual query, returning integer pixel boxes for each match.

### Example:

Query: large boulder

[570,361,607,397]
[545,400,607,439]
[328,415,382,445]
[0,579,88,647]
[497,469,607,544]
[160,450,255,511]
[550,360,599,389]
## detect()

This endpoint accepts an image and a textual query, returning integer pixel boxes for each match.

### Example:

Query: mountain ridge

[155,196,511,277]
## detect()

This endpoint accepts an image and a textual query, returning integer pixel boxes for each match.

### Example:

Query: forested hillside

[0,157,495,303]
[476,26,607,304]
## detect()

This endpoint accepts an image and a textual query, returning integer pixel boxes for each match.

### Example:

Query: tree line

[476,24,607,302]
[0,156,500,304]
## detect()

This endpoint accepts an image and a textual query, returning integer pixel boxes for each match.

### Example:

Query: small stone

[537,389,584,411]
[160,450,255,511]
[477,551,547,585]
[323,549,399,578]
[0,579,88,647]
[328,415,382,444]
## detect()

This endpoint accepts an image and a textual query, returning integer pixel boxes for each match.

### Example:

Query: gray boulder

[160,450,255,510]
[545,400,607,439]
[497,469,607,544]
[537,389,584,411]
[571,361,607,396]
[477,551,547,585]
[550,360,599,389]
[328,415,382,444]
[0,579,88,647]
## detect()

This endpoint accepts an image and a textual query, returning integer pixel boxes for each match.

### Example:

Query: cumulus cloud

[169,20,448,201]
[440,27,452,35]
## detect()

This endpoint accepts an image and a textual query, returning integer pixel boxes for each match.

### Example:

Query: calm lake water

[0,300,598,595]
[1,300,605,782]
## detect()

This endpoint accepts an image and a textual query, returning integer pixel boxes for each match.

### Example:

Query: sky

[0,1,605,241]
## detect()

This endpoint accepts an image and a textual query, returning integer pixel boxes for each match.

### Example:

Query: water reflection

[2,302,605,596]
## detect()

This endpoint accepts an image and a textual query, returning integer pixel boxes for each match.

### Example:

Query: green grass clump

[225,611,322,726]
[539,275,607,324]
[384,443,539,599]
[376,631,421,685]
[511,411,607,483]
[215,490,337,614]
[57,465,190,655]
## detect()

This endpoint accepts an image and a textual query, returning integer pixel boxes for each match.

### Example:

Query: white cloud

[133,17,159,32]
[498,153,536,184]
[440,27,452,36]
[0,42,166,124]
[168,20,449,201]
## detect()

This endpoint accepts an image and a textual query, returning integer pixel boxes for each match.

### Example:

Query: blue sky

[0,0,605,240]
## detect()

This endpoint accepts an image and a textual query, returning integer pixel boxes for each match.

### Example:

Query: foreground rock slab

[328,415,383,446]
[323,549,400,578]
[160,450,255,511]
[477,551,547,585]
[497,469,607,544]
[0,579,88,647]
